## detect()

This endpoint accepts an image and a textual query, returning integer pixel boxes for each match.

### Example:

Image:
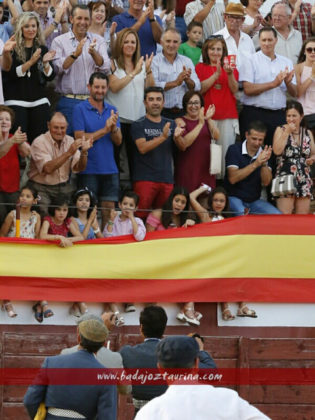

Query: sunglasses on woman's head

[207,35,224,40]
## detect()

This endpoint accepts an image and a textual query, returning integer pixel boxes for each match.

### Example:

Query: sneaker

[125,304,136,313]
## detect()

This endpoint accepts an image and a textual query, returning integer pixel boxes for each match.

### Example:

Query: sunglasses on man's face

[306,47,315,53]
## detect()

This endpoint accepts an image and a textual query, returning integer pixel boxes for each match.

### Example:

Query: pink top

[44,215,71,237]
[103,215,146,241]
[298,65,315,116]
[146,213,165,231]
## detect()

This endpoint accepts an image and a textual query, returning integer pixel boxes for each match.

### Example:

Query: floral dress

[276,128,313,198]
[7,210,38,238]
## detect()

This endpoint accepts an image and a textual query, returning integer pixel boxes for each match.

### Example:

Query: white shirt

[214,25,255,70]
[135,384,271,420]
[239,50,296,109]
[106,60,146,123]
[152,52,201,109]
[274,27,303,64]
[184,0,225,41]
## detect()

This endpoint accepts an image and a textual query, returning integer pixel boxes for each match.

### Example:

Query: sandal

[69,303,81,318]
[125,304,136,313]
[41,301,54,318]
[43,309,54,318]
[2,301,17,318]
[194,311,203,321]
[114,311,125,326]
[237,305,257,318]
[78,302,88,315]
[222,308,235,321]
[176,307,200,326]
[32,303,43,323]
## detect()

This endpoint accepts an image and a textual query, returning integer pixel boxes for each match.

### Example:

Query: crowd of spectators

[1,0,315,324]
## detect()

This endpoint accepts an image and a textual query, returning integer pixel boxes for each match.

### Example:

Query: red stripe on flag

[1,277,315,302]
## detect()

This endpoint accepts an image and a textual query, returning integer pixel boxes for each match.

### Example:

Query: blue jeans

[229,196,281,216]
[56,96,83,136]
[78,173,119,202]
[175,17,187,42]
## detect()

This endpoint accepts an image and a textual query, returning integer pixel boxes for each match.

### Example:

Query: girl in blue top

[69,188,103,317]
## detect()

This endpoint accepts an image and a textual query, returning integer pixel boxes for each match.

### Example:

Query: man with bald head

[27,111,92,215]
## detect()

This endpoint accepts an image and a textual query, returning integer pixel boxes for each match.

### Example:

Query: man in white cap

[135,335,271,420]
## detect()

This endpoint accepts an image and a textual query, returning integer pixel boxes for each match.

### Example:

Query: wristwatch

[149,18,155,22]
[70,53,77,60]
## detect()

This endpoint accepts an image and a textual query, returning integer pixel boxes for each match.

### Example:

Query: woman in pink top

[296,37,315,134]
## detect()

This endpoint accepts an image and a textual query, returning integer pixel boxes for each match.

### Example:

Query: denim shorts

[78,173,119,202]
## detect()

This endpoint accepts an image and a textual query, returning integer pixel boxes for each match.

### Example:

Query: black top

[3,45,55,102]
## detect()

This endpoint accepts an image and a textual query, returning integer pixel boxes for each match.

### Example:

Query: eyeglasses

[207,35,224,40]
[272,14,287,18]
[187,101,201,106]
[306,47,315,53]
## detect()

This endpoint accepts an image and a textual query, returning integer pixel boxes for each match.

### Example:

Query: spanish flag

[1,215,314,302]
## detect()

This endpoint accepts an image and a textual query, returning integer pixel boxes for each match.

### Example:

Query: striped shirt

[51,30,110,95]
[152,52,201,109]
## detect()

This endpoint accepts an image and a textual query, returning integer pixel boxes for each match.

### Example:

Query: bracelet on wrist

[52,20,59,27]
[149,18,155,22]
[107,220,114,225]
[70,54,77,60]
[93,228,100,234]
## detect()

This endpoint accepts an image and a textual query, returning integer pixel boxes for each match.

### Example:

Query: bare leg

[295,197,311,214]
[221,302,235,321]
[276,197,295,214]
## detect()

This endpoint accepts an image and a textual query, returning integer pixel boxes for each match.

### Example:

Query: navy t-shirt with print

[131,116,176,183]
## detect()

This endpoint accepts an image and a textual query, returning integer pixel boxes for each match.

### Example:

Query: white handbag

[209,141,222,176]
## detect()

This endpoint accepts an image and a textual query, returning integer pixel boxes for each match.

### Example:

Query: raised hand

[145,52,154,73]
[43,50,56,63]
[139,7,150,25]
[109,208,117,222]
[3,35,16,53]
[162,122,171,139]
[12,127,27,145]
[205,104,216,120]
[110,21,117,36]
[30,48,42,65]
[81,136,93,151]
[274,70,286,86]
[174,125,184,138]
[147,0,154,19]
[134,56,144,75]
[215,62,221,79]
[68,139,82,155]
[198,107,205,125]
[88,38,97,55]
[75,37,87,57]
[284,68,294,85]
